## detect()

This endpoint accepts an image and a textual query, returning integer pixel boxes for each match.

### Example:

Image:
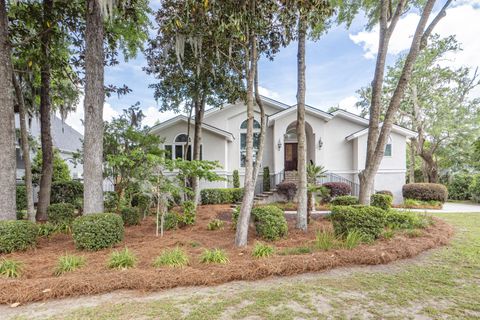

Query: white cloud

[338,95,361,114]
[258,86,282,100]
[349,1,480,71]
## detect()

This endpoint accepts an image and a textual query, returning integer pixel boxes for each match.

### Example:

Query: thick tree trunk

[408,138,416,184]
[192,96,205,206]
[419,151,438,183]
[0,0,16,220]
[296,18,307,231]
[13,74,35,220]
[36,0,54,221]
[83,0,105,214]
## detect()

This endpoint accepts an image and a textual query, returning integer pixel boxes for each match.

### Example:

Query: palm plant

[306,164,328,223]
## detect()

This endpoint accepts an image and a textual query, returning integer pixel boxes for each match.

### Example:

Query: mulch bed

[0,204,454,305]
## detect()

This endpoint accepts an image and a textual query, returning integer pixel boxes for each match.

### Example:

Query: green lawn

[13,213,480,320]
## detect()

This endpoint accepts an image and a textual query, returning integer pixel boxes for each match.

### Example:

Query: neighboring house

[150,96,416,204]
[15,114,84,182]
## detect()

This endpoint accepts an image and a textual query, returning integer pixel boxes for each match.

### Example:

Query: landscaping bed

[0,204,453,305]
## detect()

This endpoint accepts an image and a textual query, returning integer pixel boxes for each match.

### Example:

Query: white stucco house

[150,96,416,204]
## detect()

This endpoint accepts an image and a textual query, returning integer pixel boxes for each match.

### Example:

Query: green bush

[469,174,480,203]
[252,205,288,241]
[163,212,179,230]
[200,248,229,264]
[16,185,27,211]
[448,174,473,200]
[402,183,448,202]
[120,207,140,226]
[51,181,83,205]
[107,248,136,269]
[104,191,119,212]
[0,258,23,278]
[263,167,270,192]
[331,195,359,206]
[131,193,151,217]
[232,206,240,229]
[232,170,240,188]
[54,254,86,276]
[342,230,365,249]
[200,188,243,205]
[384,210,432,230]
[315,228,338,250]
[47,203,76,225]
[153,247,189,268]
[0,220,38,253]
[181,200,196,225]
[252,242,275,258]
[403,198,442,208]
[207,219,224,231]
[329,205,386,242]
[72,213,124,251]
[370,194,393,210]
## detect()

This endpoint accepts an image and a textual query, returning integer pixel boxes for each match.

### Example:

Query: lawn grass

[30,213,480,319]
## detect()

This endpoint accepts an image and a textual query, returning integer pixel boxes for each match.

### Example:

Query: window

[164,145,172,159]
[240,119,261,167]
[384,136,392,157]
[172,134,192,160]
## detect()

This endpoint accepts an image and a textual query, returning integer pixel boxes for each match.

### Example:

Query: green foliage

[384,210,432,230]
[32,149,71,185]
[402,183,448,202]
[278,246,313,256]
[120,207,140,226]
[329,205,386,242]
[51,181,83,205]
[153,247,189,268]
[200,249,229,264]
[54,254,86,276]
[252,206,288,241]
[37,222,71,238]
[200,188,244,205]
[47,203,76,225]
[343,230,365,249]
[322,182,351,200]
[469,174,480,203]
[447,174,473,200]
[207,219,224,231]
[370,194,393,210]
[307,164,327,184]
[376,190,393,197]
[72,213,124,251]
[233,170,240,188]
[0,220,38,253]
[131,193,152,218]
[252,242,275,258]
[0,259,23,278]
[403,198,442,208]
[181,201,196,225]
[331,195,359,206]
[315,228,338,250]
[232,206,240,229]
[263,167,270,192]
[16,185,27,211]
[108,248,137,269]
[164,212,179,230]
[104,192,119,213]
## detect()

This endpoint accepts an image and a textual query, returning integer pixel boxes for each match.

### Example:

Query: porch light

[318,138,323,150]
[277,139,282,151]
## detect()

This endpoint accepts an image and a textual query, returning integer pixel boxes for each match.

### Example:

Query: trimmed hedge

[331,195,359,206]
[47,203,76,225]
[51,181,83,204]
[277,182,297,201]
[120,207,140,226]
[322,182,351,200]
[16,185,27,211]
[252,205,288,241]
[402,183,448,202]
[200,188,243,205]
[232,170,240,188]
[72,213,124,251]
[371,194,393,210]
[384,210,430,230]
[329,205,386,241]
[0,220,38,253]
[376,190,393,197]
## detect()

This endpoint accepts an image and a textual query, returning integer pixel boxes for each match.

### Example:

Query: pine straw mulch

[0,204,454,305]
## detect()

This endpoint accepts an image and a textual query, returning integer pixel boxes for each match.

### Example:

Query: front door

[284,143,298,171]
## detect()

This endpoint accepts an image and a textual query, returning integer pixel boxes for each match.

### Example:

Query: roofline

[203,95,289,119]
[330,109,370,125]
[345,124,417,141]
[268,104,333,125]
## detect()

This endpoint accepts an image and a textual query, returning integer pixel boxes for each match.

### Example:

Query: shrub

[469,174,480,203]
[370,194,393,210]
[163,212,179,230]
[232,206,240,229]
[153,247,189,268]
[207,219,224,231]
[181,200,196,225]
[315,228,338,250]
[252,242,275,258]
[0,220,38,253]
[131,193,151,218]
[54,254,86,276]
[263,167,270,192]
[384,210,432,230]
[232,169,240,188]
[252,206,288,241]
[200,188,243,205]
[120,207,140,226]
[376,190,393,197]
[276,182,297,201]
[51,181,83,205]
[37,222,71,237]
[200,249,229,264]
[47,203,76,225]
[0,259,23,278]
[16,185,27,211]
[403,198,442,208]
[331,195,359,206]
[448,174,473,200]
[104,191,119,212]
[329,205,386,242]
[402,183,448,202]
[72,213,124,251]
[343,230,365,249]
[322,182,351,200]
[107,248,136,269]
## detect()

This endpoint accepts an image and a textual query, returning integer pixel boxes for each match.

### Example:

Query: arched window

[175,134,189,143]
[240,119,261,167]
[384,136,392,157]
[163,133,195,160]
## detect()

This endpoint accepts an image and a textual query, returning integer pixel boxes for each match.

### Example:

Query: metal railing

[317,172,360,196]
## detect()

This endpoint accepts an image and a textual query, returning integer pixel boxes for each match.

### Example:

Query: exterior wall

[374,172,405,204]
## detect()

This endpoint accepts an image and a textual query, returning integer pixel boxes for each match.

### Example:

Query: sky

[64,0,480,133]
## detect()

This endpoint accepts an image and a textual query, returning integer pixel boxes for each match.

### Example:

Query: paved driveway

[404,201,480,213]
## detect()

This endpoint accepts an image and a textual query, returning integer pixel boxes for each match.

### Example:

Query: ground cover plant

[54,254,86,276]
[108,248,137,269]
[251,242,275,258]
[153,247,189,268]
[0,258,22,278]
[400,198,443,209]
[207,219,224,231]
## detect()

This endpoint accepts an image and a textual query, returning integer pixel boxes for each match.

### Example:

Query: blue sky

[65,1,480,132]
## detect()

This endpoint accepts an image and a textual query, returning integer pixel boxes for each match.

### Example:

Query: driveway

[404,201,480,213]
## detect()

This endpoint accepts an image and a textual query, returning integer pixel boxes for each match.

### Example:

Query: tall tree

[0,0,16,220]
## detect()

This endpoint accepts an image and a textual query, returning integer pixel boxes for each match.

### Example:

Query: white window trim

[384,136,393,158]
[239,119,261,168]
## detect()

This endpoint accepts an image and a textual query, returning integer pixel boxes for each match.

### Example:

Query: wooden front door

[284,143,298,171]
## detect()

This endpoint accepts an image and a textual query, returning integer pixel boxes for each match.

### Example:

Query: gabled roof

[268,104,333,125]
[150,115,235,141]
[330,109,370,126]
[345,124,417,141]
[203,95,289,119]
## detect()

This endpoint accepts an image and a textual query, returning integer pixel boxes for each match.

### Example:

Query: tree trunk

[192,95,205,207]
[13,74,35,220]
[408,138,416,184]
[0,0,16,220]
[83,0,105,214]
[296,18,308,231]
[36,0,54,221]
[419,151,438,183]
